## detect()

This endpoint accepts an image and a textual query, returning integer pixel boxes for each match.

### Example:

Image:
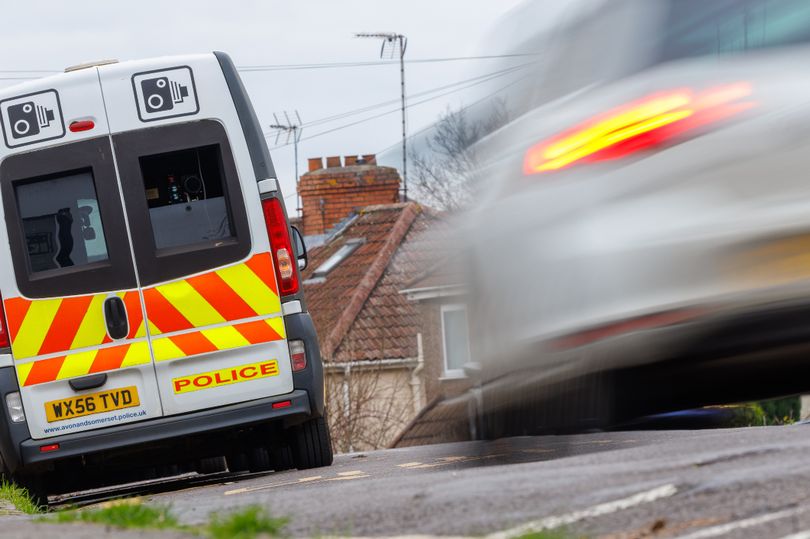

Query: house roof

[302,202,445,362]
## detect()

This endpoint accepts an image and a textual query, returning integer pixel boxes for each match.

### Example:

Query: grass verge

[47,499,288,538]
[207,505,289,539]
[49,500,178,530]
[0,480,43,514]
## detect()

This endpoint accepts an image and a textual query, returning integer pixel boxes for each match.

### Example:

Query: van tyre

[292,416,333,470]
[196,456,227,475]
[16,473,48,508]
[227,452,250,473]
[0,454,9,483]
[270,444,294,472]
[247,447,272,473]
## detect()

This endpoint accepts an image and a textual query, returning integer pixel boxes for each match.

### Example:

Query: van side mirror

[291,226,307,270]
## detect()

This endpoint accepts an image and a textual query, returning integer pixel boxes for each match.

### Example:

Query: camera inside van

[138,145,233,250]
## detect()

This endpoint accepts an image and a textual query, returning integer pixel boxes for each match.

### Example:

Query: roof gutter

[400,284,467,302]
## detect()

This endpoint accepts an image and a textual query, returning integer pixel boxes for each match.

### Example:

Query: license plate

[45,386,140,423]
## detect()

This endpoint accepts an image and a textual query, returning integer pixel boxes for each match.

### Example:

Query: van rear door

[96,56,294,415]
[0,69,163,439]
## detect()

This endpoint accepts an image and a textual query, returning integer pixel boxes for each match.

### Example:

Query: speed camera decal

[132,66,199,122]
[0,89,65,149]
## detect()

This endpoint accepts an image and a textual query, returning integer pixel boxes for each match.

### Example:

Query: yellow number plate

[45,386,140,423]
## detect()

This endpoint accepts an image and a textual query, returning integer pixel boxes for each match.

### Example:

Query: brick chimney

[298,154,401,236]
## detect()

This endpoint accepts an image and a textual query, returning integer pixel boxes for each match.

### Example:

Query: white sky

[0,0,531,211]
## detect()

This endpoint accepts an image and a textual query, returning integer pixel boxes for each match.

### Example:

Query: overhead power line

[262,61,537,139]
[0,53,543,81]
[268,62,532,150]
[237,53,542,72]
[299,62,537,130]
[374,71,533,157]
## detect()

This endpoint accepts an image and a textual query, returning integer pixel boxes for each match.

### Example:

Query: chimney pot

[345,155,358,166]
[308,157,323,172]
[362,154,377,165]
[326,156,342,168]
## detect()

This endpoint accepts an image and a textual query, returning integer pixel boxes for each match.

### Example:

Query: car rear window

[660,0,810,63]
[15,169,109,273]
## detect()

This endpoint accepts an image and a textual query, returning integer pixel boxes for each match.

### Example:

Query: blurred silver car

[465,0,810,437]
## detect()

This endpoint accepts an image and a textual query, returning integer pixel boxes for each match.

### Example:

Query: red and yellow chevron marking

[143,253,280,335]
[7,253,284,385]
[152,317,286,363]
[15,341,151,387]
[4,291,145,360]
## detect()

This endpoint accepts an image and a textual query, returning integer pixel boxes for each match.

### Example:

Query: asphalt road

[7,424,810,538]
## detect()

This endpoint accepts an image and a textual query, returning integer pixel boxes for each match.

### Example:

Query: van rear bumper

[19,390,311,468]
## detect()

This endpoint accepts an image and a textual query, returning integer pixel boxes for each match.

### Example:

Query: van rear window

[138,145,234,251]
[15,170,109,273]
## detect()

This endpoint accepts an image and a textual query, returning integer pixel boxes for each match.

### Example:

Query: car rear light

[0,294,10,349]
[261,197,299,296]
[288,339,307,372]
[39,443,59,453]
[524,82,755,175]
[272,400,292,409]
[5,392,24,423]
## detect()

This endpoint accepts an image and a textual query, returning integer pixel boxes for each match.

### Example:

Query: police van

[0,52,332,498]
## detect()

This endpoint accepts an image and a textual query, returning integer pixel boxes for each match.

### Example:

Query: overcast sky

[0,0,542,211]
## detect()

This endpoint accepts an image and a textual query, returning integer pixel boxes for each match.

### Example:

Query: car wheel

[292,416,334,470]
[467,392,484,441]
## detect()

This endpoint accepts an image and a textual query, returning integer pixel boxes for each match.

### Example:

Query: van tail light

[0,294,10,348]
[524,82,756,175]
[261,197,299,296]
[288,339,307,372]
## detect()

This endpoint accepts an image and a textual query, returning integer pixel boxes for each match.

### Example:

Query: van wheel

[248,447,272,472]
[196,456,227,475]
[292,416,333,470]
[227,452,250,473]
[16,473,48,509]
[270,444,294,472]
[0,453,9,483]
[157,464,180,479]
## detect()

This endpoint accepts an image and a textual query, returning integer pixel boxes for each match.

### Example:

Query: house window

[441,304,471,378]
[312,238,364,278]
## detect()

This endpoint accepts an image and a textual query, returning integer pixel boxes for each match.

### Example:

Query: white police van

[0,52,331,500]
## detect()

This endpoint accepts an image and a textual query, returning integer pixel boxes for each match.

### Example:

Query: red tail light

[524,82,756,175]
[0,295,10,348]
[261,197,299,296]
[272,400,292,409]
